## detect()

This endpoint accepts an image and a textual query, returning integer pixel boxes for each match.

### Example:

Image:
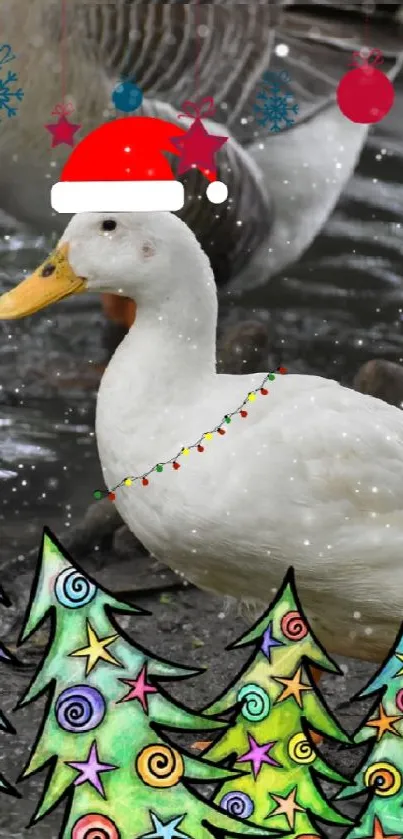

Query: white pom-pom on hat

[206,180,228,204]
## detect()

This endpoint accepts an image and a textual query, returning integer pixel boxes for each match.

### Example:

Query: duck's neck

[100,270,218,422]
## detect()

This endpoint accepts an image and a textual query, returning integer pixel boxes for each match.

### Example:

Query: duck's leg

[65,496,126,559]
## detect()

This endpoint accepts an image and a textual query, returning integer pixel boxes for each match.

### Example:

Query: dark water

[1,77,403,563]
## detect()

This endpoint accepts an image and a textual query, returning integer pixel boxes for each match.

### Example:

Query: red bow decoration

[50,101,75,117]
[349,47,384,69]
[178,96,216,121]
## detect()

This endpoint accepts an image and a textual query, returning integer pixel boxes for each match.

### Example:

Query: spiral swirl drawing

[136,744,184,788]
[55,567,97,609]
[55,685,106,733]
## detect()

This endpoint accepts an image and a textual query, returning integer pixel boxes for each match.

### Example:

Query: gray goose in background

[0,0,402,290]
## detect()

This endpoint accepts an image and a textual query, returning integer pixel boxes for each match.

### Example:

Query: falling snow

[254,70,299,133]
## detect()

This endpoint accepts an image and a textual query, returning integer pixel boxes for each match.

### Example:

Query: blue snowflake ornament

[253,70,298,133]
[0,43,23,121]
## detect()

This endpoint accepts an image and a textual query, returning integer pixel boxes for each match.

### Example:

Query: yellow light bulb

[182,448,190,456]
[124,478,133,487]
[204,432,213,441]
[248,393,256,402]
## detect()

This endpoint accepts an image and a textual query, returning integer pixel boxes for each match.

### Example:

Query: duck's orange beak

[0,244,86,320]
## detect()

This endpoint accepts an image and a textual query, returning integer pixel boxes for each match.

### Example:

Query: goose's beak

[0,244,86,320]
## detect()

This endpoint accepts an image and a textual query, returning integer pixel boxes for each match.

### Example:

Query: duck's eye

[101,219,117,232]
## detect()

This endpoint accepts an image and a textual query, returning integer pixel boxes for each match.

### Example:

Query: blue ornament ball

[112,80,143,113]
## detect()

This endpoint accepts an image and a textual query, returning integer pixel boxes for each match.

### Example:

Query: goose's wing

[79,1,402,146]
[75,1,281,281]
[75,2,403,284]
[7,2,402,281]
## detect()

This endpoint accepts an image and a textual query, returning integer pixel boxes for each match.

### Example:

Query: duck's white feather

[98,354,403,662]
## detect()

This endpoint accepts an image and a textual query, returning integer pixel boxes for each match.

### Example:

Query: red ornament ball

[337,52,394,124]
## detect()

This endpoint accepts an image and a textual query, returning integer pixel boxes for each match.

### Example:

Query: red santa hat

[51,116,228,214]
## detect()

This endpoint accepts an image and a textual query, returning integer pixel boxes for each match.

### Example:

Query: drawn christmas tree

[201,569,353,838]
[16,528,284,839]
[0,584,22,799]
[338,622,403,838]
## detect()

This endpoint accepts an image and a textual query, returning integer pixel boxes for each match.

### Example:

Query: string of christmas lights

[94,367,287,501]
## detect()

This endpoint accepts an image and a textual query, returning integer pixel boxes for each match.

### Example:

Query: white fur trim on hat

[51,180,185,213]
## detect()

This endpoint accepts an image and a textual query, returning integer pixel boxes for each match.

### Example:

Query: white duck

[1,210,403,664]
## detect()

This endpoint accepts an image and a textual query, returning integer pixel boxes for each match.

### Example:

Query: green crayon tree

[202,569,353,838]
[0,584,21,799]
[339,624,403,838]
[16,528,284,839]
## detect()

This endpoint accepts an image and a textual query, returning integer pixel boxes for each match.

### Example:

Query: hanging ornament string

[363,6,370,57]
[336,10,395,126]
[194,0,201,99]
[169,0,228,204]
[44,0,81,147]
[93,368,288,501]
[60,0,67,105]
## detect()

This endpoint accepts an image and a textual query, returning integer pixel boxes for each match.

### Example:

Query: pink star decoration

[66,740,117,797]
[117,663,157,713]
[171,119,227,177]
[171,96,227,179]
[45,102,81,149]
[238,733,281,778]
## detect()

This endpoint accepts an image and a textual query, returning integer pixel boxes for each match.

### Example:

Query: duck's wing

[202,374,403,608]
[221,372,403,544]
